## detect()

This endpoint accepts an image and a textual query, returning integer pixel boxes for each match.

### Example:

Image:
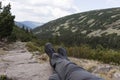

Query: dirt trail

[0,42,52,80]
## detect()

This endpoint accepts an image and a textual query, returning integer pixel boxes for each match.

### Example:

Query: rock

[38,54,49,61]
[20,50,27,53]
[0,62,9,75]
[32,51,40,55]
[87,66,97,72]
[113,72,120,80]
[0,42,5,48]
[93,65,113,74]
[2,47,9,51]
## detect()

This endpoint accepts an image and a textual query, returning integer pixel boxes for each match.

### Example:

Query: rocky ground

[0,41,120,80]
[0,42,52,80]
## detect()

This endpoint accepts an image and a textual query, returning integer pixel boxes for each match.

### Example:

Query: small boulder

[39,54,48,61]
[2,47,9,51]
[113,72,120,80]
[33,51,40,55]
[93,65,112,74]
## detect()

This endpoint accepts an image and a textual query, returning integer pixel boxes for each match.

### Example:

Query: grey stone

[113,72,120,80]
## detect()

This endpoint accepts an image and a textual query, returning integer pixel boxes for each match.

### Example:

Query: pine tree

[22,25,25,31]
[0,2,2,10]
[0,2,2,13]
[0,3,15,40]
[25,27,29,33]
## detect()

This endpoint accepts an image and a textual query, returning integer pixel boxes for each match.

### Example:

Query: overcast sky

[1,0,120,23]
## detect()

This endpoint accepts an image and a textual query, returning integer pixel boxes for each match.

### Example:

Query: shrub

[26,42,44,54]
[66,44,120,65]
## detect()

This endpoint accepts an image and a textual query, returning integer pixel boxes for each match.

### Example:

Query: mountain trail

[0,41,52,80]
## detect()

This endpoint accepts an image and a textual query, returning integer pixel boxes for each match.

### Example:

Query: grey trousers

[49,54,104,80]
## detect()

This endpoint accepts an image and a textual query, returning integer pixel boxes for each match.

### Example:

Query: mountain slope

[33,7,120,48]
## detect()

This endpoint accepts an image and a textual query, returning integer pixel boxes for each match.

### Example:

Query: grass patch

[26,42,44,54]
[66,44,120,65]
[0,75,12,80]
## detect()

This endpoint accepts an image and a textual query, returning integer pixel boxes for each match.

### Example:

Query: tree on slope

[0,2,15,41]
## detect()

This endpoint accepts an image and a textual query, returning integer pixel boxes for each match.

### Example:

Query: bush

[66,44,120,65]
[26,42,44,54]
[8,26,36,42]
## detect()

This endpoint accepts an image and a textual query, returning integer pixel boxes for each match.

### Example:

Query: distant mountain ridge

[21,21,43,29]
[15,21,30,29]
[33,7,120,48]
[15,21,43,29]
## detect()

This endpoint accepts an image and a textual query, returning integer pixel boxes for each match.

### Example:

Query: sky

[1,0,120,23]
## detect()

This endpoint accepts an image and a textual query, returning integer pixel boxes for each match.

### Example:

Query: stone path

[0,42,52,80]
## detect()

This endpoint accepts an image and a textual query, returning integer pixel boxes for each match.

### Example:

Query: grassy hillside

[33,7,120,49]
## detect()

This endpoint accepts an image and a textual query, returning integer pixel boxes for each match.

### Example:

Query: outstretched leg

[45,43,104,80]
[49,70,60,80]
[45,43,60,80]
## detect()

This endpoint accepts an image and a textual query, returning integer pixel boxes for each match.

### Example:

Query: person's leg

[49,70,60,80]
[51,53,103,80]
[57,47,68,60]
[45,43,104,80]
[45,43,61,80]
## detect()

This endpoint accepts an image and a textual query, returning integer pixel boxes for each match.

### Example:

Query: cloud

[1,0,119,23]
[1,0,80,23]
[106,0,120,6]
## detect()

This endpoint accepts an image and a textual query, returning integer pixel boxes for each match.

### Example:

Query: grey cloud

[8,0,79,22]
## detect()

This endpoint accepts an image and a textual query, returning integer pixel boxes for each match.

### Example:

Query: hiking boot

[58,47,68,59]
[45,43,55,58]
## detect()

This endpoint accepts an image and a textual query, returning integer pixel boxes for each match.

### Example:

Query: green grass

[26,42,44,54]
[0,75,12,80]
[66,44,120,65]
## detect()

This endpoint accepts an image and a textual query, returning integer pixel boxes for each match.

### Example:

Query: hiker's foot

[58,47,68,59]
[45,43,55,58]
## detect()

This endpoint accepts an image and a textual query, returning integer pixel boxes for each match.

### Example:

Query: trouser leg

[50,54,104,80]
[49,70,60,80]
[50,54,82,80]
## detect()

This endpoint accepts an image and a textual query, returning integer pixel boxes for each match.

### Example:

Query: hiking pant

[49,53,104,80]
